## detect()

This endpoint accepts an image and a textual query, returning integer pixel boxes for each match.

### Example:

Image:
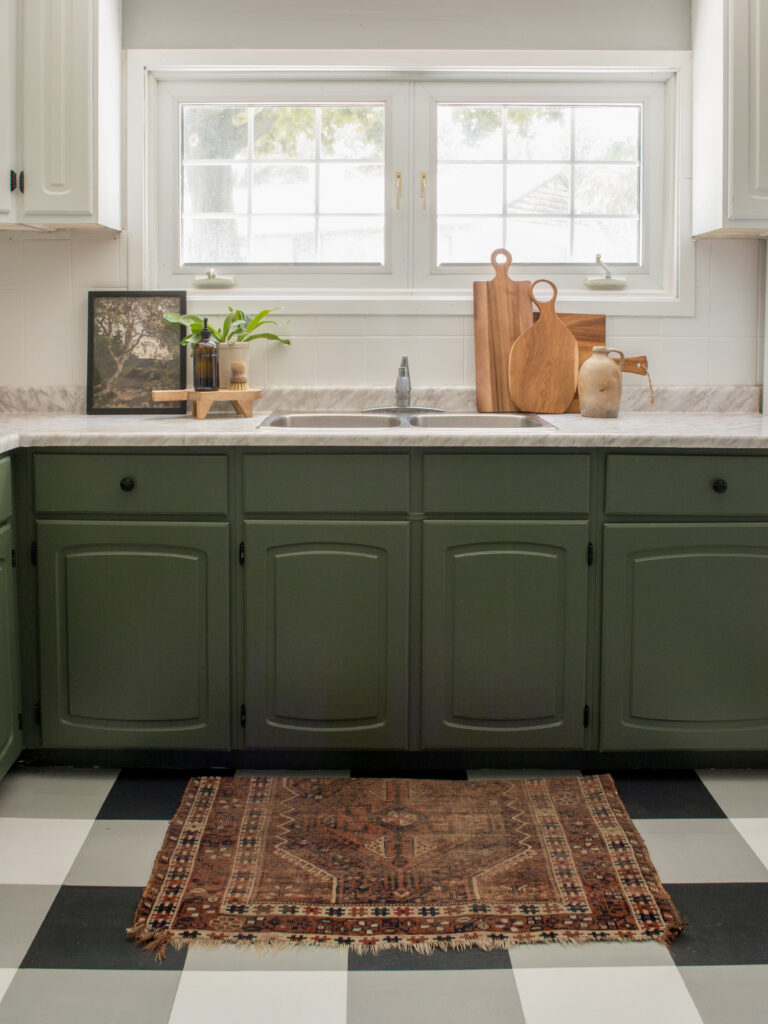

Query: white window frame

[126,49,693,316]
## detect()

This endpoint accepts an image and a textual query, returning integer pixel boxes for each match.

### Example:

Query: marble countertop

[2,410,768,452]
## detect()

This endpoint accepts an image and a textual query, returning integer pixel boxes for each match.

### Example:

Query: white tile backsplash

[0,234,764,390]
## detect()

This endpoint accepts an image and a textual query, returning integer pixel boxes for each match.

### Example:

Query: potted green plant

[164,306,290,387]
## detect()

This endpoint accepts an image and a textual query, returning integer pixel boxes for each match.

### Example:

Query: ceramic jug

[577,346,624,418]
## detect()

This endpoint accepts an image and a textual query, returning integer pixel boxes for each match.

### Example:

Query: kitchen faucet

[395,356,411,408]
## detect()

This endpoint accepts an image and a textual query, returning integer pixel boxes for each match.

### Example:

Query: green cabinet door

[0,521,22,778]
[422,521,590,749]
[37,521,231,749]
[601,524,768,750]
[244,521,409,749]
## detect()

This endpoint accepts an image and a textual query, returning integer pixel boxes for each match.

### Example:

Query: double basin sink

[261,411,556,430]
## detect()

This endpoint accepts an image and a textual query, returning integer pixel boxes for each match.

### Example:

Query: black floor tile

[665,884,768,966]
[348,945,512,971]
[96,768,234,820]
[584,770,726,819]
[349,770,469,780]
[20,886,187,971]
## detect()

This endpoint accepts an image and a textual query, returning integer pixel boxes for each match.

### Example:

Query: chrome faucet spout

[395,356,411,408]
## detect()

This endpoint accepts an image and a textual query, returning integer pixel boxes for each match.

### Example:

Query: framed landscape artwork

[87,291,187,414]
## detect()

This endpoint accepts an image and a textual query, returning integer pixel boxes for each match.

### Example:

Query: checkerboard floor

[0,765,766,1024]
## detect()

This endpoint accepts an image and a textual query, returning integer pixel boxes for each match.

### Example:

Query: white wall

[122,0,692,50]
[0,231,761,392]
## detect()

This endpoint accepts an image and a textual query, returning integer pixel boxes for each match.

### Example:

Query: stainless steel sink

[262,412,405,428]
[408,413,554,428]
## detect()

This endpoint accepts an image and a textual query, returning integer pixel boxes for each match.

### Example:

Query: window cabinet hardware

[19,170,24,193]
[583,704,590,727]
[9,170,17,193]
[419,171,428,211]
[394,171,403,210]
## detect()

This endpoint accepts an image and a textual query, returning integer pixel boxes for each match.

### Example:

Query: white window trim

[126,49,694,317]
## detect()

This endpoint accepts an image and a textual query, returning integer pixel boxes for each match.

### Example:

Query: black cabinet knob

[119,477,135,492]
[712,478,728,494]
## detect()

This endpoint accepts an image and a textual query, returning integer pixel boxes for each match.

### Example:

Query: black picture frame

[86,291,187,414]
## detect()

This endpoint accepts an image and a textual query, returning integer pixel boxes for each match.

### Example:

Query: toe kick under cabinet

[33,453,231,749]
[600,454,768,750]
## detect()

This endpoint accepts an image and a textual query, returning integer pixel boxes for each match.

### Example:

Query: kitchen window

[131,52,691,313]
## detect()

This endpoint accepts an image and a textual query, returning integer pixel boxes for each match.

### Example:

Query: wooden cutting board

[473,249,533,412]
[508,280,579,414]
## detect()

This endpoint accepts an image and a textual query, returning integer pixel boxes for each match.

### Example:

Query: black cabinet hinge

[238,541,245,566]
[583,704,590,727]
[34,702,41,726]
[240,704,246,727]
[17,712,22,730]
[587,542,594,565]
[11,549,16,568]
[9,169,17,193]
[30,541,37,566]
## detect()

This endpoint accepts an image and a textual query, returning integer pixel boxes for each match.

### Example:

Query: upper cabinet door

[21,0,95,220]
[729,0,768,221]
[0,0,20,223]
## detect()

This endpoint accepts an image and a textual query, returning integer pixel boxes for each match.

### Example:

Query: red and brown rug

[130,774,684,957]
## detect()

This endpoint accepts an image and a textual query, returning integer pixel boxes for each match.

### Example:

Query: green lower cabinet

[421,521,590,749]
[243,521,409,749]
[0,520,22,777]
[601,523,768,750]
[36,520,231,749]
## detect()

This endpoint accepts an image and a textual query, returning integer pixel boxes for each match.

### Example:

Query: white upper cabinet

[0,0,20,223]
[0,0,121,230]
[693,0,768,236]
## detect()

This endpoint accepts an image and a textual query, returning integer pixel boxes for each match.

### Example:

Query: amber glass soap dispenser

[193,318,219,391]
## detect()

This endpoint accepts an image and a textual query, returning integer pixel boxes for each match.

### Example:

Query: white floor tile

[0,968,16,1004]
[168,970,347,1024]
[64,820,169,886]
[697,770,768,817]
[513,966,704,1024]
[634,818,768,883]
[0,819,93,885]
[730,818,768,870]
[0,768,118,819]
[184,942,349,972]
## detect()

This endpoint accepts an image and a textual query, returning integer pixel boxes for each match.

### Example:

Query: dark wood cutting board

[473,249,533,412]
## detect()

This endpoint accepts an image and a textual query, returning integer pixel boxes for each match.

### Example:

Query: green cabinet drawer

[606,454,768,517]
[0,457,11,523]
[34,453,229,515]
[243,453,410,513]
[422,453,590,514]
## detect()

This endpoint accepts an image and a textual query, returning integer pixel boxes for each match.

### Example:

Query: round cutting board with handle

[507,280,579,414]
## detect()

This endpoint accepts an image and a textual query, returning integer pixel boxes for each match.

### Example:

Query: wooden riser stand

[152,388,263,419]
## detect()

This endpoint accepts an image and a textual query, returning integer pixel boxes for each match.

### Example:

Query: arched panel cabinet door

[421,520,590,750]
[0,518,22,779]
[601,523,768,750]
[36,520,230,749]
[243,520,409,750]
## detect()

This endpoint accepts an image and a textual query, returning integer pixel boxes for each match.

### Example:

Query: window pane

[435,101,641,266]
[253,107,315,159]
[318,217,384,262]
[183,166,248,214]
[505,218,571,262]
[507,164,570,215]
[437,107,503,160]
[250,216,315,261]
[181,103,386,265]
[319,164,385,214]
[184,218,249,262]
[252,164,315,213]
[321,107,384,159]
[183,106,248,160]
[572,218,638,263]
[507,106,570,160]
[437,217,504,264]
[438,164,503,215]
[574,106,639,161]
[574,165,638,216]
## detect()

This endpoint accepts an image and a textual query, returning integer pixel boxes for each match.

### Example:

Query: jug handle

[606,348,625,370]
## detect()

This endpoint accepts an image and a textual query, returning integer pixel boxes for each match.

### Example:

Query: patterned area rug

[130,774,684,957]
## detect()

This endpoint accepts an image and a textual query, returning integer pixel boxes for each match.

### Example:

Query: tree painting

[89,294,184,411]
